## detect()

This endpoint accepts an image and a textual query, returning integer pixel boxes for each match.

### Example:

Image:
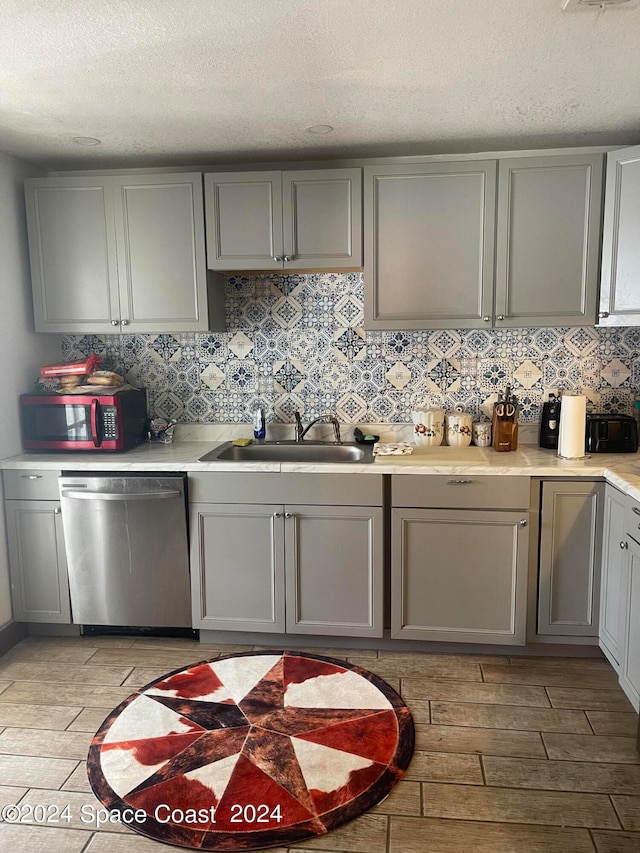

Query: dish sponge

[232,438,253,447]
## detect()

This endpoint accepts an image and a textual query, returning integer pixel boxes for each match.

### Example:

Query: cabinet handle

[496,315,505,321]
[446,479,472,485]
[21,474,42,480]
[284,512,294,518]
[111,319,119,326]
[483,316,491,322]
[632,507,640,516]
[273,512,282,518]
[121,319,130,326]
[283,255,292,262]
[599,311,610,319]
[620,541,629,550]
[273,256,283,263]
[519,519,528,527]
[54,507,61,514]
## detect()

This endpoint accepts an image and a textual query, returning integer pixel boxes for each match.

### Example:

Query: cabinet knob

[283,255,292,262]
[496,315,505,321]
[54,506,62,514]
[273,512,282,518]
[620,541,629,550]
[284,512,294,518]
[483,316,491,322]
[599,311,610,319]
[121,319,130,326]
[273,256,283,263]
[519,519,528,527]
[111,320,119,326]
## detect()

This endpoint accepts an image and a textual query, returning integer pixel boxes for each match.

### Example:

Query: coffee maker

[540,394,561,449]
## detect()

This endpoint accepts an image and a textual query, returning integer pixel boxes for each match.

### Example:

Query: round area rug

[87,650,415,851]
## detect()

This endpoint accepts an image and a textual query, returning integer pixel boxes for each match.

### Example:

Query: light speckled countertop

[1,440,639,490]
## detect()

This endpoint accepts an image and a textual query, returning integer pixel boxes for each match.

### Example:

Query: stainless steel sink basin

[198,440,374,464]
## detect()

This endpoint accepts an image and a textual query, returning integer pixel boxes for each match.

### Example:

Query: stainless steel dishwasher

[59,474,191,627]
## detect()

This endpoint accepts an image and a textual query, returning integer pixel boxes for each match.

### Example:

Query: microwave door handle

[90,399,101,447]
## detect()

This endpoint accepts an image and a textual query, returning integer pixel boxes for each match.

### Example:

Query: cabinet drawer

[392,474,529,510]
[625,497,640,543]
[3,470,62,501]
[188,472,384,506]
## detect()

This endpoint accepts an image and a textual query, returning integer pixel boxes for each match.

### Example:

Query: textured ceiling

[1,0,639,169]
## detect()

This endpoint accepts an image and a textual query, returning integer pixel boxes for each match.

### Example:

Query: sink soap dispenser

[253,405,266,441]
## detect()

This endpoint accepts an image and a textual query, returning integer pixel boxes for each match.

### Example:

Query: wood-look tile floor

[0,636,638,853]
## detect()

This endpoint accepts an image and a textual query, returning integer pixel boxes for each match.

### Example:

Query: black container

[585,414,638,453]
[540,399,561,449]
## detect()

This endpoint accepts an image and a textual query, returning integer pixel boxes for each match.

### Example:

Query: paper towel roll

[558,393,587,458]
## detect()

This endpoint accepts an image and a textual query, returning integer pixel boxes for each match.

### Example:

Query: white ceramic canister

[411,408,445,446]
[472,420,492,447]
[446,406,473,447]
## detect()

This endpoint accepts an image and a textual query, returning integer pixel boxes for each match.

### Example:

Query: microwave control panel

[102,406,119,440]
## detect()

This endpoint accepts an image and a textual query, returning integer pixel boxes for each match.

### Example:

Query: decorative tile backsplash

[60,273,640,426]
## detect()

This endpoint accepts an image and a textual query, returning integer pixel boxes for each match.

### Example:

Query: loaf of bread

[86,371,124,387]
[58,374,82,388]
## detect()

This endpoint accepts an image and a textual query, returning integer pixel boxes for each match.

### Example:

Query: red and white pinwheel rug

[87,650,415,850]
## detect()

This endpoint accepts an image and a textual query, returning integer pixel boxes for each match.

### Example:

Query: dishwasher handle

[61,489,181,501]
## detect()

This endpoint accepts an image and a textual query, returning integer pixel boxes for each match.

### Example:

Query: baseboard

[0,621,27,657]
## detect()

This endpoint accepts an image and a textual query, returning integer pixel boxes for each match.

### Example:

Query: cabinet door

[204,171,283,270]
[6,501,70,623]
[537,481,603,637]
[282,169,362,269]
[113,173,209,332]
[284,505,383,638]
[364,160,496,329]
[620,535,640,712]
[599,145,640,326]
[599,485,628,668]
[495,154,603,327]
[391,508,528,644]
[190,503,285,632]
[25,177,120,334]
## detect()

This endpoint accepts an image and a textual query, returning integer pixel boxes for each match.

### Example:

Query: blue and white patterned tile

[516,391,543,424]
[201,363,225,391]
[149,334,182,362]
[424,358,461,394]
[253,325,287,361]
[367,394,398,422]
[601,357,632,389]
[333,327,367,362]
[152,391,184,420]
[225,359,257,393]
[459,329,493,357]
[228,331,255,359]
[272,295,303,329]
[385,362,412,390]
[383,332,413,361]
[273,359,306,394]
[478,358,513,393]
[334,293,363,327]
[491,328,536,360]
[618,326,640,355]
[597,389,634,415]
[336,392,367,423]
[196,333,228,364]
[565,327,599,358]
[542,359,582,391]
[429,330,462,358]
[274,392,305,421]
[226,275,256,298]
[530,327,565,357]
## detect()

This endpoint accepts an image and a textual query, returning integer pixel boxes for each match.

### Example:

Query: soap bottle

[253,405,266,441]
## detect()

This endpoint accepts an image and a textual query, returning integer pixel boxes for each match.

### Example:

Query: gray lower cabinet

[620,526,640,712]
[364,160,496,330]
[495,154,603,327]
[390,475,530,644]
[204,169,362,271]
[3,470,70,624]
[599,484,628,668]
[189,473,383,638]
[598,144,640,326]
[537,480,603,638]
[25,173,221,334]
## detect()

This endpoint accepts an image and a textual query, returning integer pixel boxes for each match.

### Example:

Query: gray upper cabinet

[598,144,640,326]
[495,154,603,327]
[364,160,496,329]
[205,168,362,271]
[25,173,215,334]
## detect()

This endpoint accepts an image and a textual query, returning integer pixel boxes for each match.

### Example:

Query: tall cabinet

[25,173,219,334]
[598,144,640,325]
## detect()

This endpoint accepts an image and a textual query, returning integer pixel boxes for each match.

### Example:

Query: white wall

[0,152,59,628]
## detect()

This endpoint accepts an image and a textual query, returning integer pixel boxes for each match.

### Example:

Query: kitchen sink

[198,440,374,464]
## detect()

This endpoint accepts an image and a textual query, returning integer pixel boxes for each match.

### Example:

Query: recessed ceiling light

[72,136,102,146]
[306,124,334,135]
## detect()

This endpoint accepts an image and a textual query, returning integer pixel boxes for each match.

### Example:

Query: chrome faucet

[294,411,342,444]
